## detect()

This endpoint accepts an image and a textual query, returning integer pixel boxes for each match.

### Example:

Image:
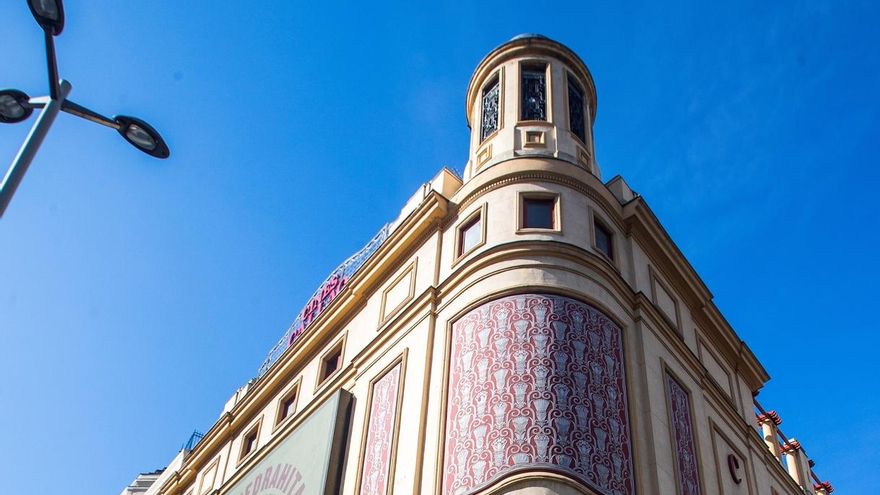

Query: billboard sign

[225,390,352,495]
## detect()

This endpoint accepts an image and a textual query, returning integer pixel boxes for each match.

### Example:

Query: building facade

[123,35,833,495]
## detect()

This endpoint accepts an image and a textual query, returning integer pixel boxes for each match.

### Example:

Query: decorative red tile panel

[666,374,701,495]
[360,362,402,495]
[443,294,634,495]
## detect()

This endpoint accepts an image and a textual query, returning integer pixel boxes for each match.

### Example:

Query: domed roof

[509,33,550,42]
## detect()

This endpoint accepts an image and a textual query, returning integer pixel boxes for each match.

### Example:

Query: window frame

[565,72,587,144]
[273,378,302,430]
[315,335,347,391]
[517,192,561,234]
[454,203,488,263]
[479,70,503,143]
[518,60,551,124]
[592,215,614,262]
[237,418,263,466]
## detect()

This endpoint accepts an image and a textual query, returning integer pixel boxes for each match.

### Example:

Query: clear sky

[1,1,877,493]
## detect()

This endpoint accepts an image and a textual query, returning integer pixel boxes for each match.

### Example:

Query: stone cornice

[453,157,769,391]
[623,198,770,390]
[454,158,623,231]
[163,190,449,493]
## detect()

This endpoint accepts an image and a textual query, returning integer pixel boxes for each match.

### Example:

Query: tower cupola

[463,34,598,181]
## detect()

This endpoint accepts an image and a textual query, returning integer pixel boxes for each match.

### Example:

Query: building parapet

[754,399,833,493]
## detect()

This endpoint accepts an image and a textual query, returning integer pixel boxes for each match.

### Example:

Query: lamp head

[0,89,33,124]
[27,0,65,36]
[114,115,170,159]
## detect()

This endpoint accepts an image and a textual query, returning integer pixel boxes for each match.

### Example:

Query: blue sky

[1,1,877,493]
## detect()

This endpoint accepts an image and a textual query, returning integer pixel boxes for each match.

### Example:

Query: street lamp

[0,0,169,218]
[0,90,34,124]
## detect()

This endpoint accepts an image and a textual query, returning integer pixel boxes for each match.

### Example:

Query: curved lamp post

[0,0,169,218]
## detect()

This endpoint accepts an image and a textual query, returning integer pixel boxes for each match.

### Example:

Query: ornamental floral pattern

[359,362,402,495]
[443,294,634,495]
[666,374,701,495]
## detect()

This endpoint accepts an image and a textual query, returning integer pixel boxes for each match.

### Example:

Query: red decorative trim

[814,481,833,493]
[666,375,702,495]
[755,410,782,426]
[359,362,401,495]
[780,440,802,454]
[443,294,634,495]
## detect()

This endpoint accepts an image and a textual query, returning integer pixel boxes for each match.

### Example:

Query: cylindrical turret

[463,34,599,182]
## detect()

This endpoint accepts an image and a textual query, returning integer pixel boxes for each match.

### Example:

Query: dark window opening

[240,428,258,459]
[320,345,343,384]
[568,79,586,143]
[595,220,614,260]
[277,388,298,424]
[522,197,555,229]
[520,66,547,121]
[480,77,500,142]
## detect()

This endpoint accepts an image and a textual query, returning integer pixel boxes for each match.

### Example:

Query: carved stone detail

[443,294,634,495]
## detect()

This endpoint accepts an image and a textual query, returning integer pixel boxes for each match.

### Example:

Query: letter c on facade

[727,453,742,484]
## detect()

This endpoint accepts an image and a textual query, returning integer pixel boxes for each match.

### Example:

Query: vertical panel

[666,374,702,495]
[359,362,403,495]
[443,294,634,495]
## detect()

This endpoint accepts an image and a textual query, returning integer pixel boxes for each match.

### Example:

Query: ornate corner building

[120,35,833,495]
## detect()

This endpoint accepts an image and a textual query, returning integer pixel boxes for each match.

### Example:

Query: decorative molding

[756,410,782,426]
[358,359,405,495]
[780,440,802,454]
[443,293,634,495]
[665,373,702,495]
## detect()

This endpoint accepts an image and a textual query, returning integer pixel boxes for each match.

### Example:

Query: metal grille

[480,80,499,141]
[257,223,391,378]
[568,80,586,142]
[520,68,546,121]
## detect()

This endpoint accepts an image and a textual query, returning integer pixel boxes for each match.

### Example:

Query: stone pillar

[814,481,834,494]
[780,439,813,493]
[756,410,783,460]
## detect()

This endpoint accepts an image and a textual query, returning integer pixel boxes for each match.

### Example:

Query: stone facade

[123,35,833,495]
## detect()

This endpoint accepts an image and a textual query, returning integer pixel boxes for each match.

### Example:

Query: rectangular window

[568,78,586,143]
[522,197,555,230]
[275,385,299,426]
[458,214,482,257]
[594,219,613,260]
[320,343,343,385]
[239,424,260,461]
[520,66,547,121]
[480,76,500,142]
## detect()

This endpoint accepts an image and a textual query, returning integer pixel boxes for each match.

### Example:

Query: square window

[276,385,298,426]
[522,197,555,230]
[595,220,613,260]
[239,424,259,461]
[320,344,343,385]
[458,214,482,257]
